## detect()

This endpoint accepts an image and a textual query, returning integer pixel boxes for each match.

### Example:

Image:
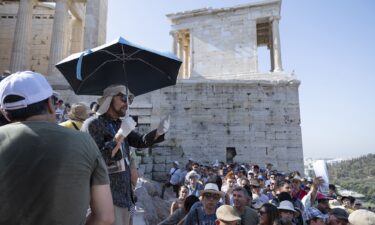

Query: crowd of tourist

[1,70,374,225]
[158,161,375,225]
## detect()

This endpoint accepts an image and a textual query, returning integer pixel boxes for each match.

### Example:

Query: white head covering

[96,84,133,115]
[0,71,52,110]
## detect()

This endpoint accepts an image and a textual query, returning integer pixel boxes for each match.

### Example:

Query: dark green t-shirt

[238,206,259,225]
[0,121,109,225]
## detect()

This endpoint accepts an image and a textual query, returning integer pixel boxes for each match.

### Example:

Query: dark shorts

[165,182,180,193]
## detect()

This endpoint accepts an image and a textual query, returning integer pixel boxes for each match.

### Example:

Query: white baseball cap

[0,71,53,110]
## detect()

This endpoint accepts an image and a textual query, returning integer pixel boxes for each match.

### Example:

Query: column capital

[169,30,178,37]
[269,16,281,22]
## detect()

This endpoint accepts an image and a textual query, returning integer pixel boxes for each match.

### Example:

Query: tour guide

[81,84,170,225]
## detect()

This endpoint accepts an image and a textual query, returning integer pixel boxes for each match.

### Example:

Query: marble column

[9,0,34,73]
[47,0,69,82]
[271,16,283,72]
[183,33,190,78]
[69,17,83,54]
[84,0,100,49]
[170,31,178,55]
[177,32,184,79]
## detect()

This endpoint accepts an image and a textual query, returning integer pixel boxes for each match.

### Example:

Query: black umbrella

[55,37,182,96]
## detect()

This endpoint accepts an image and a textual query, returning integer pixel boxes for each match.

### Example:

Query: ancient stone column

[183,33,190,78]
[47,0,69,84]
[178,32,184,61]
[170,31,178,55]
[271,16,283,72]
[84,0,100,49]
[9,0,34,73]
[177,32,184,79]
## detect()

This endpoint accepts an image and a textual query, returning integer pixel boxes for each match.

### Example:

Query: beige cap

[68,103,90,121]
[348,209,375,225]
[216,205,241,222]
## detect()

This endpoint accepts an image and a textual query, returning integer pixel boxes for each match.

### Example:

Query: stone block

[152,172,167,182]
[154,156,166,164]
[145,164,153,173]
[142,156,153,164]
[153,164,166,172]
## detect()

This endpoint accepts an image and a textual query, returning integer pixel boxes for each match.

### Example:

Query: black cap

[330,208,349,221]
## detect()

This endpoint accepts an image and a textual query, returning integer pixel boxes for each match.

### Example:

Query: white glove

[157,115,170,135]
[117,116,137,137]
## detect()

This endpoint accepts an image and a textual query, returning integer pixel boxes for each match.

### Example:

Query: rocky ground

[133,178,176,225]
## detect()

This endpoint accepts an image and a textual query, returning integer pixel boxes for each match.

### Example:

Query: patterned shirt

[81,114,164,208]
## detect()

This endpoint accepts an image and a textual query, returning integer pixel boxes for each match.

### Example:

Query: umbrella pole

[122,59,132,118]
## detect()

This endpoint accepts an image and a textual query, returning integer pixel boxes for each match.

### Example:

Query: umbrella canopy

[55,37,182,96]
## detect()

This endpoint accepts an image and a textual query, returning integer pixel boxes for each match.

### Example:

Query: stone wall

[0,2,18,72]
[135,74,304,181]
[30,5,55,75]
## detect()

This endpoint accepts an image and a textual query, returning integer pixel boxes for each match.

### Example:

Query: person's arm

[177,214,188,225]
[155,115,170,141]
[170,201,178,215]
[127,129,165,148]
[310,176,324,204]
[85,184,114,225]
[301,176,323,209]
[183,210,195,225]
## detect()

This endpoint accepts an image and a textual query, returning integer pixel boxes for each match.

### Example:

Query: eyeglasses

[116,94,134,105]
[203,193,220,200]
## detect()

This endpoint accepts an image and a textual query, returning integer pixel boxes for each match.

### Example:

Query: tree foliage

[327,154,375,205]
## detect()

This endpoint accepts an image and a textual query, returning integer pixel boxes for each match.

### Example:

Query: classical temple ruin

[134,0,304,180]
[0,0,304,180]
[0,0,107,89]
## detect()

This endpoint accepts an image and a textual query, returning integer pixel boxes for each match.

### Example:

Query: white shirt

[169,168,181,185]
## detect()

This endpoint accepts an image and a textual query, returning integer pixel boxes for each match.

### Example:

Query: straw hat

[68,103,90,121]
[200,183,224,198]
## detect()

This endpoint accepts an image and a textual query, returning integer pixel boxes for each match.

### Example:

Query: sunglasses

[203,193,220,200]
[116,94,134,105]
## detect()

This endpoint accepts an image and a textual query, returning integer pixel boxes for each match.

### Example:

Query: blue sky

[107,1,375,159]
